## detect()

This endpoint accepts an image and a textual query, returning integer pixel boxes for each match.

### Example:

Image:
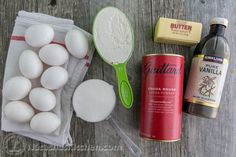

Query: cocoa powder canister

[140,54,184,141]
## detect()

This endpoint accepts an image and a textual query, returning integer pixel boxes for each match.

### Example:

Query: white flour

[93,7,133,64]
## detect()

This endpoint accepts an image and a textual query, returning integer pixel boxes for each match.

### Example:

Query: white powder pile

[73,79,116,122]
[93,7,133,64]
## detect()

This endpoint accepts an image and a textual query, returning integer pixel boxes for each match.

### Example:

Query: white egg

[25,24,54,47]
[19,50,43,79]
[41,66,68,90]
[29,88,56,111]
[5,101,35,122]
[65,30,88,59]
[30,112,61,134]
[2,76,32,100]
[39,44,69,66]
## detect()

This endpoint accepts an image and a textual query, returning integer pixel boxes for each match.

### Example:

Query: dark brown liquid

[183,102,218,118]
[184,24,230,118]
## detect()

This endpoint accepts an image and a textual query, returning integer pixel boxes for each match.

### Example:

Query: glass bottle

[184,17,230,118]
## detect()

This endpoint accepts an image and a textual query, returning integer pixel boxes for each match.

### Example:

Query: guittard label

[143,62,183,77]
[184,55,228,108]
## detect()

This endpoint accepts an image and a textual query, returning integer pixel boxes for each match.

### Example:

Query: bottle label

[184,55,228,108]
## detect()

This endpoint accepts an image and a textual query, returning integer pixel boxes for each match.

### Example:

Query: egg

[39,44,69,66]
[5,101,35,122]
[29,88,56,111]
[25,24,54,47]
[65,30,88,58]
[41,66,68,90]
[19,50,43,79]
[30,112,61,134]
[2,76,32,100]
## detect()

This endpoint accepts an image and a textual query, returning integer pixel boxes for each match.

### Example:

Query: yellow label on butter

[154,17,202,46]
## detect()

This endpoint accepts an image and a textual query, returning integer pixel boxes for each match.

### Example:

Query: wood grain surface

[0,0,236,157]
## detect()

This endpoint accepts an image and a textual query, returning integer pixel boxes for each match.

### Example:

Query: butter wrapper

[154,17,202,46]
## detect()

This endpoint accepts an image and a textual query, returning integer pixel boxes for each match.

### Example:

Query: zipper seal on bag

[15,10,74,32]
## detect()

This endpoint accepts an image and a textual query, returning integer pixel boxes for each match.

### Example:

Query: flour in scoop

[93,7,133,64]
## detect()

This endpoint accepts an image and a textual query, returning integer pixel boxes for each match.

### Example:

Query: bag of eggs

[1,11,94,146]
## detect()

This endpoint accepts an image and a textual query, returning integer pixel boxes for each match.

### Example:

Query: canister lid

[210,17,228,27]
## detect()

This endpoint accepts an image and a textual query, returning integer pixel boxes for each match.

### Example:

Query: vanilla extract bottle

[184,18,230,118]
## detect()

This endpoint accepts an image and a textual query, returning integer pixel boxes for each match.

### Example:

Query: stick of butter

[154,17,202,46]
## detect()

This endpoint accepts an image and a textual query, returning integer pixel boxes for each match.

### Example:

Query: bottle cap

[210,17,228,27]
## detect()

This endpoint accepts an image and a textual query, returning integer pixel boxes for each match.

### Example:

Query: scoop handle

[108,117,141,157]
[113,63,133,109]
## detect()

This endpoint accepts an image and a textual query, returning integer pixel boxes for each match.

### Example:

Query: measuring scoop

[72,79,141,157]
[93,7,134,109]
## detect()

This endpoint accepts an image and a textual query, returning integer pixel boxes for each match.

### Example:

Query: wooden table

[0,0,236,157]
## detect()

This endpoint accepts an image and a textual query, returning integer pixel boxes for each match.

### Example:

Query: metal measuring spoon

[72,79,141,157]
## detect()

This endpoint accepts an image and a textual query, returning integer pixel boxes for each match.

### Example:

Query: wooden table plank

[0,0,236,157]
